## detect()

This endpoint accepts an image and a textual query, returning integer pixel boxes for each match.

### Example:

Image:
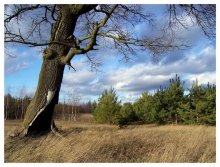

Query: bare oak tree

[4,4,215,136]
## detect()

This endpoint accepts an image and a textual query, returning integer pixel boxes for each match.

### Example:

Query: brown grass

[4,114,216,163]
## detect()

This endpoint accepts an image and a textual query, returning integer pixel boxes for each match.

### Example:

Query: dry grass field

[4,114,216,163]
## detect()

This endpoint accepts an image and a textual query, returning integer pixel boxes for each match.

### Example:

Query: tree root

[8,126,27,138]
[8,121,65,138]
[51,122,64,138]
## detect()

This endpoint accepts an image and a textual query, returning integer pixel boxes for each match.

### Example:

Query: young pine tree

[154,75,184,124]
[94,88,121,124]
[154,87,170,124]
[188,81,216,125]
[166,74,185,124]
[117,102,137,127]
[133,92,156,123]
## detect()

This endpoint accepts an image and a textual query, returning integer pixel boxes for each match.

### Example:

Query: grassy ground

[4,114,216,163]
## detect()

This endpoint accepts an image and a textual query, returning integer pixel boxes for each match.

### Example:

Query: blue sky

[4,4,216,103]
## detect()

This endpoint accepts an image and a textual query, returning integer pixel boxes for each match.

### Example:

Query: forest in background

[4,94,96,121]
[4,75,216,126]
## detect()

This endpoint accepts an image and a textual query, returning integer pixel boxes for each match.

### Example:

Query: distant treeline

[4,94,96,121]
[94,75,216,126]
[4,95,31,120]
[4,75,216,126]
[54,101,96,120]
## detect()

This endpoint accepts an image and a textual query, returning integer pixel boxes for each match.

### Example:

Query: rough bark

[21,6,80,136]
[22,56,65,135]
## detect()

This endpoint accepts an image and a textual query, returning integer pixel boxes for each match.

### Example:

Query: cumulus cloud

[5,61,29,74]
[62,70,101,97]
[154,45,216,75]
[186,72,216,86]
[60,57,103,101]
[99,64,171,92]
[4,45,44,74]
[60,45,215,103]
[5,47,31,74]
[5,43,214,102]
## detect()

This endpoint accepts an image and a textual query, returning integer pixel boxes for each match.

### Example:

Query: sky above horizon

[4,4,216,103]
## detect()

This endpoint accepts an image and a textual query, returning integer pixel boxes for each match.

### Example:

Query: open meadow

[4,114,216,163]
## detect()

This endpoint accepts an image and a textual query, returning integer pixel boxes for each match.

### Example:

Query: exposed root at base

[8,127,27,138]
[51,123,64,138]
[8,122,65,138]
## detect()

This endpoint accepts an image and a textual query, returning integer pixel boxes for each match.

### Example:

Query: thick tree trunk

[19,5,96,136]
[22,56,65,135]
[22,8,77,136]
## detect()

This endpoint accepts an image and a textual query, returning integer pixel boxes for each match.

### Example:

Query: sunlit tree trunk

[22,57,65,135]
[22,7,78,135]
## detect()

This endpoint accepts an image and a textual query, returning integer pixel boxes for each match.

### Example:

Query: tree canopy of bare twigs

[5,4,215,65]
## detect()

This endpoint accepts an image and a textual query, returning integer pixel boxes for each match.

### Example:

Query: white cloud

[157,45,216,74]
[5,43,215,103]
[119,91,141,104]
[5,61,29,74]
[60,45,215,103]
[4,47,33,74]
[61,57,102,101]
[63,70,96,85]
[187,72,216,85]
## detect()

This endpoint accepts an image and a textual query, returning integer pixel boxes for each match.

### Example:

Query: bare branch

[61,4,118,65]
[50,5,57,21]
[5,4,215,68]
[4,38,72,47]
[97,32,184,56]
[86,53,102,72]
[5,4,58,46]
[168,4,216,39]
[67,62,76,71]
[4,5,40,23]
